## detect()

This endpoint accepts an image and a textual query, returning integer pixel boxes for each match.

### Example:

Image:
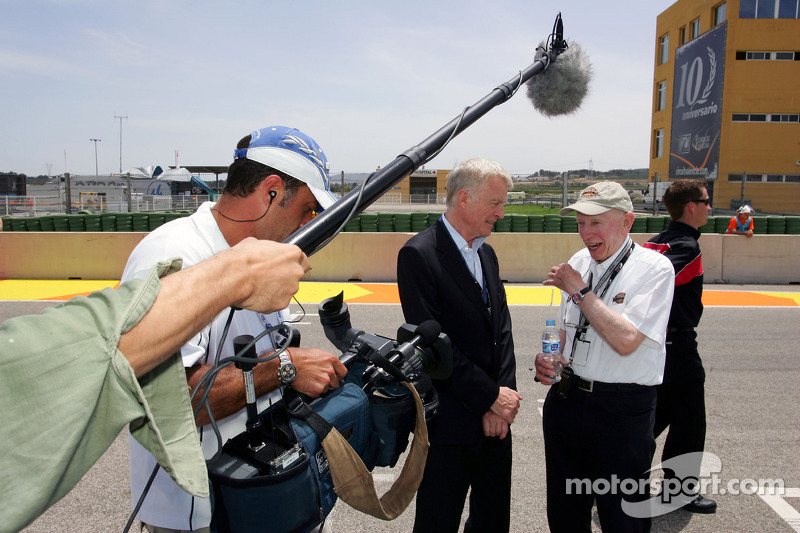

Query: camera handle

[233,334,265,450]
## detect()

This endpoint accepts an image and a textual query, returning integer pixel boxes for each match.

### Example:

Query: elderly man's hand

[490,386,523,425]
[543,262,586,295]
[535,352,569,385]
[482,411,510,439]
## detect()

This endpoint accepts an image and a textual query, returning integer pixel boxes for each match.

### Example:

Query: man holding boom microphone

[120,126,347,532]
[535,182,674,532]
[0,238,311,533]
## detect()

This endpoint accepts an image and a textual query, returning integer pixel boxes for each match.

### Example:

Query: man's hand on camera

[289,348,348,398]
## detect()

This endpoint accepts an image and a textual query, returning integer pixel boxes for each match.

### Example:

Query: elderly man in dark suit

[397,158,522,533]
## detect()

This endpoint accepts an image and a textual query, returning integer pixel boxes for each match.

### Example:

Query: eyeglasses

[689,198,711,206]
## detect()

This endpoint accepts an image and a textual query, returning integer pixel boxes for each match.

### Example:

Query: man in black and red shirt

[644,179,717,514]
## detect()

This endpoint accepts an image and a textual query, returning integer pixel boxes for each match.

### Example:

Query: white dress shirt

[557,239,675,386]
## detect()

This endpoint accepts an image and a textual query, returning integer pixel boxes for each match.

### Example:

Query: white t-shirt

[121,202,286,530]
[557,239,675,386]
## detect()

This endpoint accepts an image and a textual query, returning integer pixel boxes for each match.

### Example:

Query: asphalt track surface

[3,281,800,533]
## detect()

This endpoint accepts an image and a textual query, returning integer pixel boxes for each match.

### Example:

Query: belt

[574,375,652,393]
[667,326,695,333]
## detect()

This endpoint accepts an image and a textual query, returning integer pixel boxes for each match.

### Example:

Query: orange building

[390,168,450,204]
[650,0,800,213]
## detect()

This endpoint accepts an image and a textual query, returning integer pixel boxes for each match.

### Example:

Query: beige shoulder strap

[321,382,429,520]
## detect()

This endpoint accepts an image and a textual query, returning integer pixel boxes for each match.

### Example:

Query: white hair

[445,158,512,208]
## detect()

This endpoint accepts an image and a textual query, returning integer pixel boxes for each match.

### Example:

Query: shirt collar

[442,213,486,252]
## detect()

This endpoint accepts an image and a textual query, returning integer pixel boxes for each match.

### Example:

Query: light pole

[114,114,127,173]
[90,138,101,176]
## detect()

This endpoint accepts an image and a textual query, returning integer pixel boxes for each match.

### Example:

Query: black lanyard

[568,239,635,363]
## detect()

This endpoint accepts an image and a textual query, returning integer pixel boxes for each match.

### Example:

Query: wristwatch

[277,350,297,385]
[571,286,591,304]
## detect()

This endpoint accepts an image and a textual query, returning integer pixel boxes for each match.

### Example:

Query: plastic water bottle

[542,319,562,383]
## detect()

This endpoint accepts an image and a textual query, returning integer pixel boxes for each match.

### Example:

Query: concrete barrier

[1,232,798,284]
[0,232,147,280]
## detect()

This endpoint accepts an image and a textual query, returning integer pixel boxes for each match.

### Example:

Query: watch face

[572,293,583,304]
[279,363,297,384]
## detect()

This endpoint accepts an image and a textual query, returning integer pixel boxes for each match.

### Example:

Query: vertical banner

[669,23,727,180]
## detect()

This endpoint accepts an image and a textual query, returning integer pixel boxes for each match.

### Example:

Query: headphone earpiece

[269,190,277,203]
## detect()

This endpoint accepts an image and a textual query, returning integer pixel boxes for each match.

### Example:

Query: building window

[771,113,799,122]
[758,0,776,17]
[679,27,687,45]
[715,2,727,24]
[743,0,800,18]
[737,50,800,60]
[654,129,665,159]
[690,18,701,39]
[778,0,800,18]
[659,34,669,64]
[731,113,800,122]
[731,174,800,183]
[656,81,667,111]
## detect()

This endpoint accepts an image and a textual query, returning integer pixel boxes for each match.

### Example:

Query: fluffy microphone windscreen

[526,41,592,117]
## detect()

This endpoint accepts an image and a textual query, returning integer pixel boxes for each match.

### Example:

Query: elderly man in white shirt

[535,181,675,533]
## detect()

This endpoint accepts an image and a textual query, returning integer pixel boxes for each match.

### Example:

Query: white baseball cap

[233,126,337,211]
[560,181,633,216]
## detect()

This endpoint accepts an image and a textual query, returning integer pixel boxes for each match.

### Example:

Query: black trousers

[543,383,657,533]
[654,332,707,494]
[413,433,513,533]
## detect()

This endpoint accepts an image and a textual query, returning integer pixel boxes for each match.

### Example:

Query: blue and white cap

[234,126,337,211]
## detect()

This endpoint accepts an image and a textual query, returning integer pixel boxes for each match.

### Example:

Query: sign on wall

[669,23,727,181]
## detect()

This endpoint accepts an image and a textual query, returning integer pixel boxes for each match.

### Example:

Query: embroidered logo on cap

[283,134,328,176]
[581,187,599,198]
[612,292,626,304]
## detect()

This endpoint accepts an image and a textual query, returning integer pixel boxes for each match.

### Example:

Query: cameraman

[397,158,521,533]
[121,126,347,532]
[0,238,310,533]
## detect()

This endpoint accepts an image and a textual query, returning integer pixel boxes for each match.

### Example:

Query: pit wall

[1,232,798,284]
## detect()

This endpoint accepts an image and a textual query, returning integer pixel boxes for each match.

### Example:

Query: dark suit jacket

[397,218,517,446]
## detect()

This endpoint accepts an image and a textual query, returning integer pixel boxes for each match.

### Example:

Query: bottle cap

[546,319,556,326]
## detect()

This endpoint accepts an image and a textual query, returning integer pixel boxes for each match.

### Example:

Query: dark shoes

[683,494,717,514]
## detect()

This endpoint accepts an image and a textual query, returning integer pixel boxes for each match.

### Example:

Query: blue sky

[1,0,675,177]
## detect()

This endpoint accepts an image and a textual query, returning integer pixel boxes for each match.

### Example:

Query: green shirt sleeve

[0,259,207,533]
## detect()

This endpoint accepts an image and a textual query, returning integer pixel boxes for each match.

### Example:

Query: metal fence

[1,193,211,216]
[407,193,447,204]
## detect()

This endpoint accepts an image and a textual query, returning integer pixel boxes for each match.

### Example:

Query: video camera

[206,295,453,532]
[318,291,453,423]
